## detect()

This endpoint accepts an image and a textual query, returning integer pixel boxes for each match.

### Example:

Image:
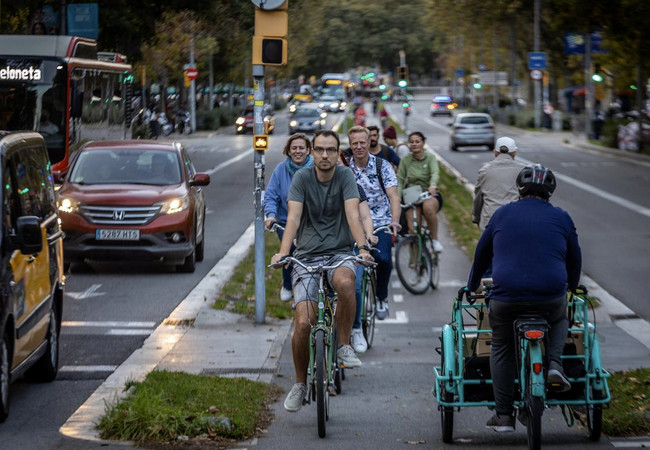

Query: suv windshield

[70,149,181,185]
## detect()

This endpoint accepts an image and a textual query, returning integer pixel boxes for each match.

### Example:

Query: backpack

[343,148,386,195]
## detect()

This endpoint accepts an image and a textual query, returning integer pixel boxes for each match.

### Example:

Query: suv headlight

[57,197,81,213]
[158,194,190,214]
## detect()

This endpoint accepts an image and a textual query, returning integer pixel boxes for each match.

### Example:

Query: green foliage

[213,233,293,320]
[603,368,650,436]
[97,370,272,443]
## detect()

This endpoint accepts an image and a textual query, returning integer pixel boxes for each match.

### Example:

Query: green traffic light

[379,84,386,90]
[398,80,407,88]
[402,102,410,108]
[630,84,637,90]
[592,74,603,82]
[473,83,482,89]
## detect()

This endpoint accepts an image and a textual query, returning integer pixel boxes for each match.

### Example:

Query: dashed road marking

[378,310,408,324]
[393,294,404,303]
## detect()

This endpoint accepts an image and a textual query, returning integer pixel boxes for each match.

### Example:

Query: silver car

[449,113,495,151]
[289,105,326,134]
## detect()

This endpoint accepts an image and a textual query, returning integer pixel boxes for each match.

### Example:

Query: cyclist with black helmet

[467,164,582,432]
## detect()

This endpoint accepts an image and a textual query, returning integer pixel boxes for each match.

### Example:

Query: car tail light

[455,125,467,130]
[484,125,494,129]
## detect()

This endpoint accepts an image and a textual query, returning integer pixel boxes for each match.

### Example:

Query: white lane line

[518,156,650,219]
[391,281,402,289]
[63,321,156,328]
[206,151,250,176]
[106,329,153,336]
[60,365,117,372]
[438,280,466,288]
[611,440,650,448]
[393,294,404,303]
[378,311,408,324]
[66,284,105,300]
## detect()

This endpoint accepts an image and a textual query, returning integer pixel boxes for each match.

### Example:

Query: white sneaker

[433,240,444,253]
[337,345,362,368]
[280,287,293,302]
[350,328,368,353]
[284,383,308,412]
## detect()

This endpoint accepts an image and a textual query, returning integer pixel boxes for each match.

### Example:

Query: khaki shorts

[291,254,355,306]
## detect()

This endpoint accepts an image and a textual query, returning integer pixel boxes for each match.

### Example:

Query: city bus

[0,35,132,175]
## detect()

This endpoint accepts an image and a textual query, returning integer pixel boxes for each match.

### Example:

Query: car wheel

[195,217,205,262]
[450,144,458,152]
[488,142,495,151]
[25,302,59,382]
[0,330,11,423]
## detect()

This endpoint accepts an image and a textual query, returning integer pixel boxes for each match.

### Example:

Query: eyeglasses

[313,147,338,155]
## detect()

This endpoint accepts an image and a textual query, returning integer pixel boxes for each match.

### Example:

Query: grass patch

[437,166,480,256]
[603,368,650,436]
[97,370,280,445]
[213,232,293,320]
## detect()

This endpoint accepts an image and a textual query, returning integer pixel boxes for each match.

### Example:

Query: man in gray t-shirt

[271,130,374,413]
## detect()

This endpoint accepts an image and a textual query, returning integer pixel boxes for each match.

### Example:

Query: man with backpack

[345,126,402,352]
[367,125,401,171]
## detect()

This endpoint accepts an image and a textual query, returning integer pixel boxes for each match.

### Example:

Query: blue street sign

[564,31,606,55]
[67,3,99,39]
[456,69,464,77]
[528,52,547,70]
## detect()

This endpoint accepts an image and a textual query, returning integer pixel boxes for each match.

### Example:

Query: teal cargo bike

[433,284,610,449]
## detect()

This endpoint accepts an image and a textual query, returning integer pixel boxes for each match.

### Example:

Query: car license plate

[96,229,140,241]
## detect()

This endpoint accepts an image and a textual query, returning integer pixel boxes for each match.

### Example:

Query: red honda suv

[56,140,210,272]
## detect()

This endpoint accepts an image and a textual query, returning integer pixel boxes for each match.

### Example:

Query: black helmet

[516,164,556,199]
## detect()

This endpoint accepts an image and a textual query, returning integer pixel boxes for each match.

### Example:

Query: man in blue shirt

[467,165,582,432]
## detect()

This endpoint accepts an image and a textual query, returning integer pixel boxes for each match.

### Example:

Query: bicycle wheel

[315,329,328,438]
[395,236,432,294]
[362,271,377,348]
[439,337,454,443]
[586,388,603,441]
[429,248,440,290]
[333,323,342,395]
[525,371,543,450]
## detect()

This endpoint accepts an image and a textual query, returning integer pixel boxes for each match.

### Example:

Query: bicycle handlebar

[268,254,377,271]
[265,222,285,233]
[373,225,395,235]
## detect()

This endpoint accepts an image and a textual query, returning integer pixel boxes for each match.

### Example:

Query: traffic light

[253,134,269,151]
[473,82,482,89]
[252,5,288,66]
[397,66,408,87]
[592,64,603,82]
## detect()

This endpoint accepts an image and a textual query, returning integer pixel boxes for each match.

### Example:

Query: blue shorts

[291,254,355,306]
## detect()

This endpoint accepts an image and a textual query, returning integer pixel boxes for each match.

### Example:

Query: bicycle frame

[308,272,336,393]
[434,288,611,409]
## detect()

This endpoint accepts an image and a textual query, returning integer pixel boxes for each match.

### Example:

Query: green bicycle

[270,254,374,438]
[359,225,393,347]
[394,191,440,294]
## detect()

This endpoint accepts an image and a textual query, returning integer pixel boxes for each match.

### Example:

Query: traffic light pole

[253,64,266,324]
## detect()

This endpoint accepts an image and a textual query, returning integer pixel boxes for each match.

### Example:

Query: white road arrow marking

[66,284,105,300]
